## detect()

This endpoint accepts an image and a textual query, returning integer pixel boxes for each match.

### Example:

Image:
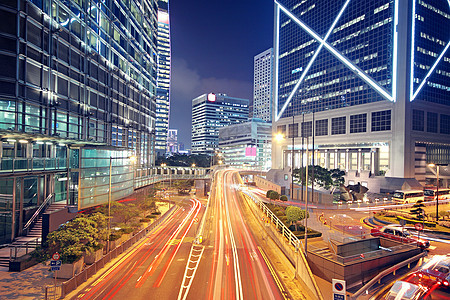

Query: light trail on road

[73,197,202,300]
[200,170,288,300]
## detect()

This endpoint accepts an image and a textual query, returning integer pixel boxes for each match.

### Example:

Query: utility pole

[291,114,295,200]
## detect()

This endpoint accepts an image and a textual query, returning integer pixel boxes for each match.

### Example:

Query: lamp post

[428,163,440,221]
[107,156,112,253]
[291,114,295,200]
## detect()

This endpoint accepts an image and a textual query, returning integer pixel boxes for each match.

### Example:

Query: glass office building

[272,0,450,191]
[191,93,249,155]
[0,0,158,243]
[155,0,171,156]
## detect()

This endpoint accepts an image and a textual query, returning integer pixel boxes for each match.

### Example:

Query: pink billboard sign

[245,147,257,157]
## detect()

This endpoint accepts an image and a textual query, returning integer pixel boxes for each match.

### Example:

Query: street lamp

[428,163,441,221]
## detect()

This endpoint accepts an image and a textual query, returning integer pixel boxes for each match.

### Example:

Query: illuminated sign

[245,146,257,157]
[158,11,169,25]
[207,93,216,102]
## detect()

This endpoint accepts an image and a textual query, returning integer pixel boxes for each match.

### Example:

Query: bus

[423,188,450,202]
[392,190,424,204]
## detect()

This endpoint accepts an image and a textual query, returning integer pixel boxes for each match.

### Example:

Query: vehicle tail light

[444,281,449,286]
[419,273,423,278]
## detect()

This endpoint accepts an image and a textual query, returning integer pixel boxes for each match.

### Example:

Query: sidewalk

[0,260,57,299]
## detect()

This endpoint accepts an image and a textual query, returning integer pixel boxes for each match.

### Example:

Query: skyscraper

[0,0,158,243]
[166,129,178,154]
[253,48,274,122]
[191,93,249,155]
[155,0,171,156]
[272,0,450,191]
[219,118,272,170]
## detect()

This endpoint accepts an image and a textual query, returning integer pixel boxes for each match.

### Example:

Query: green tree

[280,195,288,202]
[285,206,308,231]
[47,214,106,263]
[293,166,334,189]
[410,200,426,220]
[330,169,346,192]
[266,190,280,201]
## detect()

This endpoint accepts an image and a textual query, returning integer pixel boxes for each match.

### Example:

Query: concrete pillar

[391,0,414,178]
[345,149,349,172]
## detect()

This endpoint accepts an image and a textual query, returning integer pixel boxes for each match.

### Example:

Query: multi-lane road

[72,169,289,300]
[184,169,289,300]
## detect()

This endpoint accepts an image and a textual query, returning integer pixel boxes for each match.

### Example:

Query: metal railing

[23,193,54,236]
[242,190,301,249]
[134,173,209,189]
[9,237,41,260]
[349,251,426,299]
[0,158,67,173]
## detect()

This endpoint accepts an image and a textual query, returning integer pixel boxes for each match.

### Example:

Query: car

[370,224,430,249]
[414,255,450,288]
[385,281,432,300]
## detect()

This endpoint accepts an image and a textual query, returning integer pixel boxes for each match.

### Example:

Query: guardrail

[134,174,209,189]
[241,189,323,300]
[349,251,426,300]
[44,205,177,299]
[242,191,300,249]
[9,237,41,260]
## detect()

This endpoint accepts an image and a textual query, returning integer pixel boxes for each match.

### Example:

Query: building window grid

[315,119,328,136]
[331,116,346,135]
[441,114,450,134]
[427,112,438,133]
[412,109,424,131]
[371,110,391,132]
[350,113,367,133]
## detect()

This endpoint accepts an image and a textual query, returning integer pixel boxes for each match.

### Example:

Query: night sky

[169,0,274,148]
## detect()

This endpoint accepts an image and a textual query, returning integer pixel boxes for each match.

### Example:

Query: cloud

[169,57,253,148]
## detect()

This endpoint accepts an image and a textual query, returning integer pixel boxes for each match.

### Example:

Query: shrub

[140,218,151,222]
[396,216,436,227]
[280,195,288,202]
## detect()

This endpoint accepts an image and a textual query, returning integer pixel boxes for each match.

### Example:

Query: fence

[44,205,177,299]
[241,190,323,300]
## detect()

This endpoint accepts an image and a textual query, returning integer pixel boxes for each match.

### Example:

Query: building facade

[166,128,178,154]
[272,0,450,192]
[191,93,249,155]
[0,0,158,243]
[219,118,272,170]
[155,0,171,156]
[253,48,273,122]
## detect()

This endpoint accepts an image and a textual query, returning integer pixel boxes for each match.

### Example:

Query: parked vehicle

[370,224,430,249]
[424,188,450,202]
[392,190,424,204]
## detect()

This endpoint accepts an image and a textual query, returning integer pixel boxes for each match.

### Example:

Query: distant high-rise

[166,129,178,154]
[253,48,273,122]
[155,0,171,156]
[272,0,450,192]
[219,118,272,170]
[191,93,249,155]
